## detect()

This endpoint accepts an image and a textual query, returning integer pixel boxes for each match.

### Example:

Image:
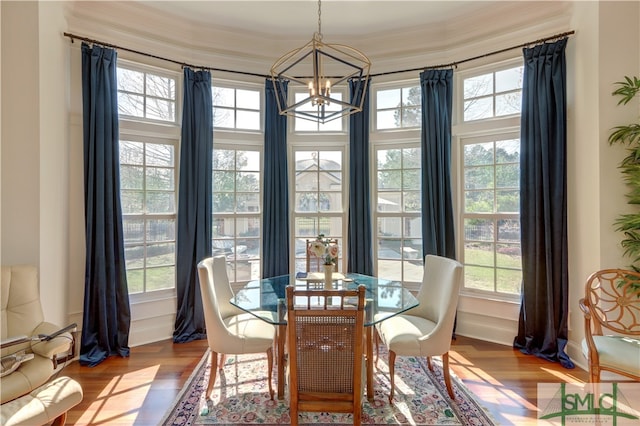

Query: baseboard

[129,315,175,347]
[456,310,518,346]
[66,311,175,348]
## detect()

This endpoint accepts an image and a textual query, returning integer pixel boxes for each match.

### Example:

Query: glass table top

[230,273,419,326]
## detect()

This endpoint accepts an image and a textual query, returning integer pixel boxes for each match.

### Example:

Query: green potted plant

[608,76,640,270]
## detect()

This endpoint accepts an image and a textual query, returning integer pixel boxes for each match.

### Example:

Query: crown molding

[65,1,574,80]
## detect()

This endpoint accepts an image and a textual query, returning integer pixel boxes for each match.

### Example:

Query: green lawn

[464,247,522,294]
[126,253,175,293]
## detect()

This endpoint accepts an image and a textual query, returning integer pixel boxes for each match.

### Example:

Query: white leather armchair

[1,265,76,404]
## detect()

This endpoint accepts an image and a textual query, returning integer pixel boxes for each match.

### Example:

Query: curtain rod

[64,30,575,80]
[63,32,270,78]
[370,30,575,77]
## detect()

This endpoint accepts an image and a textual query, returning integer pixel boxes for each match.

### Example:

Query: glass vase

[324,264,334,289]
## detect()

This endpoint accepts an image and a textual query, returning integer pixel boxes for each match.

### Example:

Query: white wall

[38,1,72,327]
[564,1,640,369]
[567,1,602,366]
[0,1,3,264]
[1,1,40,267]
[1,1,70,326]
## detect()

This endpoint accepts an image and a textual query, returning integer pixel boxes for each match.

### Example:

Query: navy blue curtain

[514,38,574,369]
[173,68,213,343]
[263,80,289,277]
[420,69,456,259]
[348,78,373,275]
[80,43,131,366]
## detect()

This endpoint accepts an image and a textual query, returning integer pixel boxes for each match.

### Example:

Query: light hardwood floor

[59,335,589,425]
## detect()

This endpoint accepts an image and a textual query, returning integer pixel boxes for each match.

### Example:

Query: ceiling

[68,1,570,76]
[135,1,502,39]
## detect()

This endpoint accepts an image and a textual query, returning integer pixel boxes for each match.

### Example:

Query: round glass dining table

[230,273,419,400]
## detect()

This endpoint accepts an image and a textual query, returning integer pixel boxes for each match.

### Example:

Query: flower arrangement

[309,234,339,265]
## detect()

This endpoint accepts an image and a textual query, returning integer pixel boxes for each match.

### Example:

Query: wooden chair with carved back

[578,269,640,383]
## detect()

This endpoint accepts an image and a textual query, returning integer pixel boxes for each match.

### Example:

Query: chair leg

[206,350,219,400]
[374,328,380,367]
[51,412,68,426]
[442,352,455,400]
[354,401,362,426]
[219,353,226,369]
[426,356,433,371]
[591,381,602,412]
[590,363,600,384]
[273,336,278,366]
[388,350,396,402]
[266,347,274,399]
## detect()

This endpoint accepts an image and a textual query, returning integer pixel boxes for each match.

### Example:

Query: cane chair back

[286,285,366,426]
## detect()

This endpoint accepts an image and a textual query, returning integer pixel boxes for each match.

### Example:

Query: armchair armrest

[578,298,589,316]
[30,323,74,359]
[578,298,597,339]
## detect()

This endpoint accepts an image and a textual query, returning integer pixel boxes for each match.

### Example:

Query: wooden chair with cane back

[286,285,366,426]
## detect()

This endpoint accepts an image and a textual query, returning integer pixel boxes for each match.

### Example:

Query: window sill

[129,289,176,307]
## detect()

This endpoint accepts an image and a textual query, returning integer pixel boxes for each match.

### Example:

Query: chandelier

[270,0,371,124]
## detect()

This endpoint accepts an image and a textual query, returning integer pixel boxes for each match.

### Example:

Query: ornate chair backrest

[582,269,640,336]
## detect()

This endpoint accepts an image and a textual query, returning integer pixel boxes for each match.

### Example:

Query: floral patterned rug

[161,348,495,425]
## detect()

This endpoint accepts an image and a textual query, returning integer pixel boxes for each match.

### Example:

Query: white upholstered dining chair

[375,254,463,401]
[197,256,277,400]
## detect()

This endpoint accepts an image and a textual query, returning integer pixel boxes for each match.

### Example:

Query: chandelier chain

[316,0,322,40]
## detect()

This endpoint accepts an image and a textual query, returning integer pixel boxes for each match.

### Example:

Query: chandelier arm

[324,43,372,65]
[270,41,314,73]
[318,50,370,74]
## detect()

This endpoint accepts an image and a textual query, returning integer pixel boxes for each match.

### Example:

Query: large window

[458,61,523,298]
[212,147,262,283]
[114,59,526,299]
[120,138,177,295]
[118,63,179,297]
[371,80,423,286]
[461,135,521,295]
[374,146,423,283]
[293,149,344,272]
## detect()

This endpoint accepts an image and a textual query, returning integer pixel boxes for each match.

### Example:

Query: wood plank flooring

[58,336,589,425]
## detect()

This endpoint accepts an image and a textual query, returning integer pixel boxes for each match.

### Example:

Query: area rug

[161,348,495,425]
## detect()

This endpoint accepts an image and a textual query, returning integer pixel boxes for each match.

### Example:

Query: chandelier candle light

[270,0,371,124]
